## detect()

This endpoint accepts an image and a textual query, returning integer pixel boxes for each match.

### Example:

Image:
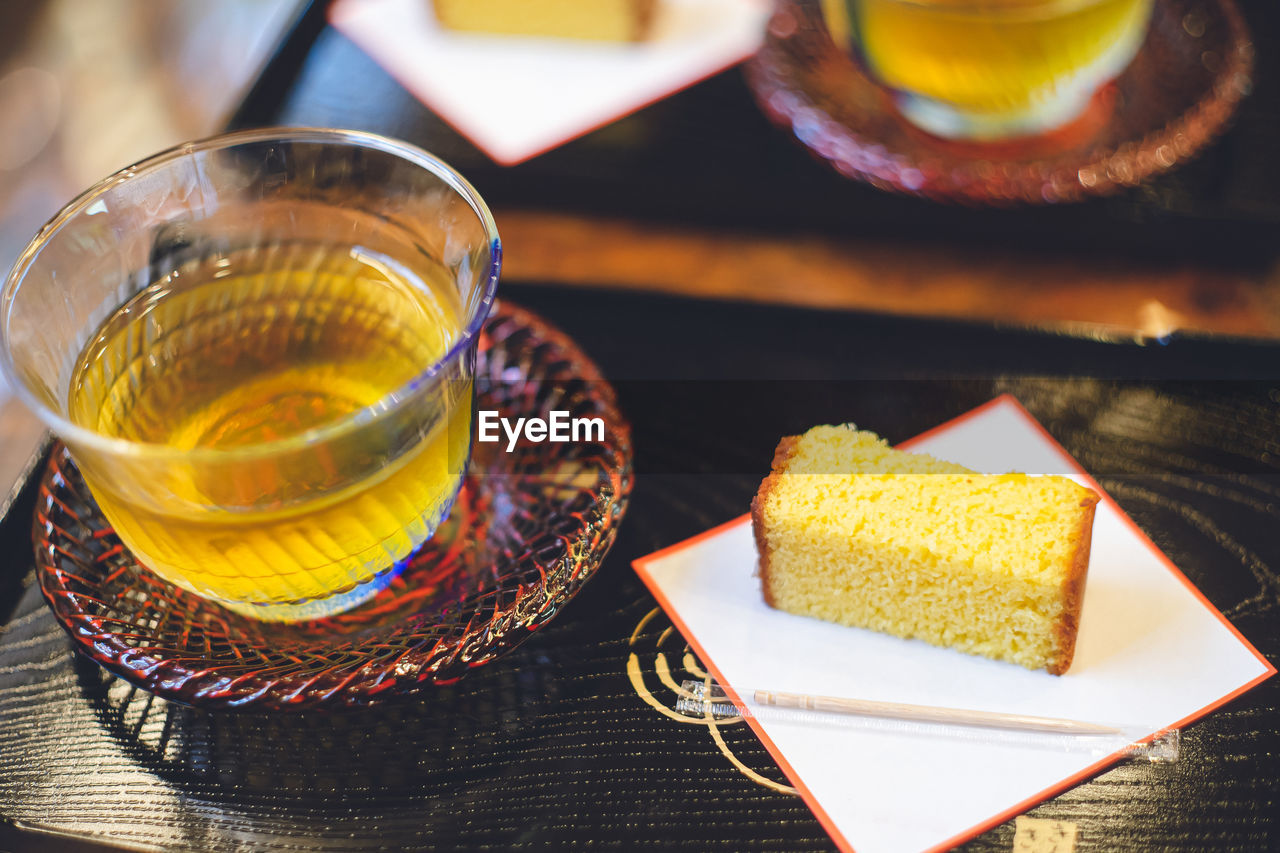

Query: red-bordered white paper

[633,395,1274,853]
[330,0,771,165]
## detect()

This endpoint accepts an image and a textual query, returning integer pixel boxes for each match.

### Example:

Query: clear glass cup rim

[839,0,1131,18]
[0,126,502,464]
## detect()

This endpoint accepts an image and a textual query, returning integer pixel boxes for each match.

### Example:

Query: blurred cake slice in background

[433,0,657,41]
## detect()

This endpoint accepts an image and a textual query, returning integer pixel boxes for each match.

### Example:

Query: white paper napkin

[330,0,771,164]
[634,395,1274,853]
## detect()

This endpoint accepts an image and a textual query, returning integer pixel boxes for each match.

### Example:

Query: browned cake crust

[750,435,800,610]
[1045,493,1100,675]
[632,0,658,40]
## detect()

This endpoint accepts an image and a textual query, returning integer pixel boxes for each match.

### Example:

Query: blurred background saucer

[746,0,1253,204]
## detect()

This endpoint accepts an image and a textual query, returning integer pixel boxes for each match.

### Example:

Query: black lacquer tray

[3,284,1280,852]
[3,0,1280,846]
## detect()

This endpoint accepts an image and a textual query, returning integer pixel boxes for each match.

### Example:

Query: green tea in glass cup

[1,128,501,621]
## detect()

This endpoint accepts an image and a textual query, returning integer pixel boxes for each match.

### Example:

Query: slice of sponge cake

[751,425,1099,674]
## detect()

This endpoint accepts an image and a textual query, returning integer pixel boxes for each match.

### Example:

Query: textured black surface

[4,5,1280,849]
[3,285,1280,852]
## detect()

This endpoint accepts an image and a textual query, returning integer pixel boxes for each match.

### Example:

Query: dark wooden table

[3,3,1280,851]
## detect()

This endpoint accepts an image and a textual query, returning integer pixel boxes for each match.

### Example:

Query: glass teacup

[824,0,1155,140]
[1,128,501,621]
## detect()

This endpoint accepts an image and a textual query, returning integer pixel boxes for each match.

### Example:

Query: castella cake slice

[750,425,1099,674]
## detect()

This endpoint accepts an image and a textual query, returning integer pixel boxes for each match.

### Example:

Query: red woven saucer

[745,0,1253,204]
[34,302,632,710]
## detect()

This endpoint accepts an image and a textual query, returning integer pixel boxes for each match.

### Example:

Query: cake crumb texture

[751,425,1099,675]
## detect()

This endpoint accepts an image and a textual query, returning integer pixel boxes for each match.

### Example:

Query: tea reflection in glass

[824,0,1155,140]
[1,129,501,621]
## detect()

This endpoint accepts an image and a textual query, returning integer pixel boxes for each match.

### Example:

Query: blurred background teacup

[823,0,1156,140]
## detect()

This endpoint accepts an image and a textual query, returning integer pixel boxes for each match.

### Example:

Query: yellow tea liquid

[829,0,1152,136]
[68,244,470,618]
